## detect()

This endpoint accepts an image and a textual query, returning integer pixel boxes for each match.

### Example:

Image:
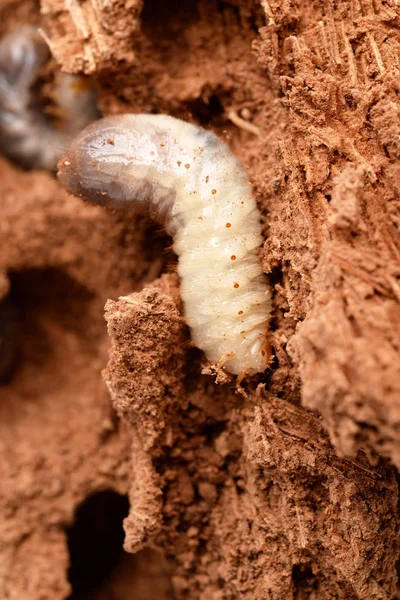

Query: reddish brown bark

[0,0,399,598]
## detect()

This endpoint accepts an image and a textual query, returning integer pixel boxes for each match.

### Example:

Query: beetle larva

[0,26,98,170]
[58,114,271,375]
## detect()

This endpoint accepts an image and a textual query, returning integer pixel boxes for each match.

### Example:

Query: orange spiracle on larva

[58,114,271,375]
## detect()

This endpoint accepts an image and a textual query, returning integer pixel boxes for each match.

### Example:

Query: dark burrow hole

[0,297,18,384]
[0,268,97,385]
[66,490,130,598]
[269,263,286,287]
[8,268,94,333]
[257,345,278,388]
[66,490,176,599]
[292,563,319,599]
[0,268,97,380]
[185,93,225,126]
[141,0,263,38]
[141,0,199,38]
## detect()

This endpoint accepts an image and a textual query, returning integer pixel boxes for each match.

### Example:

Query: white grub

[0,26,98,170]
[58,114,271,375]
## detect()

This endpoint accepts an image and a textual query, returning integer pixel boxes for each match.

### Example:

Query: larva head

[58,116,144,210]
[58,114,182,223]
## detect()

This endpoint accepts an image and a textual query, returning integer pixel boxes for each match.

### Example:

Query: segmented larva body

[58,114,271,375]
[0,26,98,170]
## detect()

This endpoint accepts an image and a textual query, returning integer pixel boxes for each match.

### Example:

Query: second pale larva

[58,114,271,375]
[0,26,99,170]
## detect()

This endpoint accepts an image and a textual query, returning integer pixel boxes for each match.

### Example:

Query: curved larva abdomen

[58,114,271,375]
[0,26,99,170]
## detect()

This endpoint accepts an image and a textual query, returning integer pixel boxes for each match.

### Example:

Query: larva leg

[236,370,247,387]
[217,352,236,370]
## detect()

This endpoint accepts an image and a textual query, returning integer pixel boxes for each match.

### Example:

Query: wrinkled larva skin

[58,114,271,375]
[0,26,99,170]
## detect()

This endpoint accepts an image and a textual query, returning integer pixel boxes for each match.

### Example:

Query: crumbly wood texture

[0,0,399,598]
